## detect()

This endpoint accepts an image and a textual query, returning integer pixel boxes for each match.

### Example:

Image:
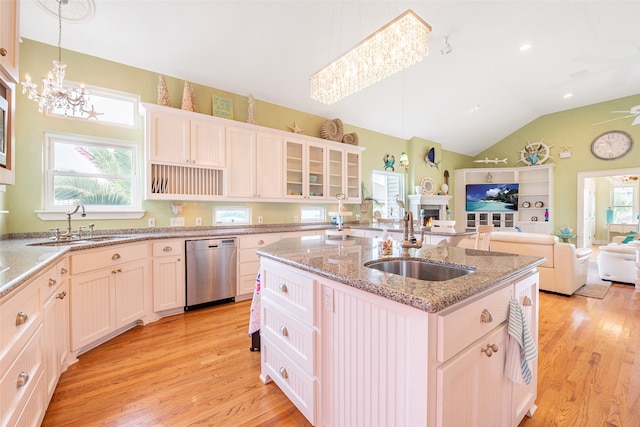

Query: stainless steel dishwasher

[185,238,237,310]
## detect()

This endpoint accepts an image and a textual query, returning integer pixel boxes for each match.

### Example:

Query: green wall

[4,39,474,233]
[474,94,640,235]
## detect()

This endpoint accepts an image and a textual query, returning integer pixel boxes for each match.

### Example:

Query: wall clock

[590,131,633,160]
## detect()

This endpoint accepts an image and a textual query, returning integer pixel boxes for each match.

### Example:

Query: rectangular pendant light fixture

[310,9,432,105]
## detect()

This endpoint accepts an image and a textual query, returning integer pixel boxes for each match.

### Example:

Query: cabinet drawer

[437,284,513,362]
[152,240,184,257]
[70,243,148,275]
[261,336,316,424]
[41,259,69,301]
[0,279,42,360]
[0,325,44,427]
[261,260,315,326]
[239,233,281,250]
[262,298,315,373]
[239,247,260,264]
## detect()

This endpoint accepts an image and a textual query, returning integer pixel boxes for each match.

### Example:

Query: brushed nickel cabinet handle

[0,48,7,57]
[258,240,264,245]
[60,267,68,275]
[480,309,493,324]
[16,312,29,326]
[163,246,172,252]
[111,253,121,260]
[17,372,29,388]
[48,277,57,287]
[279,283,288,293]
[56,291,67,299]
[279,367,288,379]
[522,296,532,306]
[279,325,289,337]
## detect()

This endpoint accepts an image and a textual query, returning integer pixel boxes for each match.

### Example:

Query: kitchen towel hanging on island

[505,297,537,384]
[248,272,261,336]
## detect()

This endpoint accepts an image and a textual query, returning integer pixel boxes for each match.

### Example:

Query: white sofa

[458,231,592,295]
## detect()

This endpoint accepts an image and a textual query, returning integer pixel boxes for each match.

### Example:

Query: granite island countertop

[257,235,545,313]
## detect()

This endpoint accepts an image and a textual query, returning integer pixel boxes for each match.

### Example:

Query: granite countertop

[257,235,545,313]
[0,222,478,302]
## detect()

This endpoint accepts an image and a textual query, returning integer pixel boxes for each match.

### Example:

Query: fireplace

[408,194,452,224]
[419,207,440,226]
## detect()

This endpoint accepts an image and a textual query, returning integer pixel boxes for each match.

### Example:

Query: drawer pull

[481,344,499,357]
[279,283,288,293]
[17,372,29,388]
[48,277,57,287]
[279,325,289,337]
[111,268,123,274]
[480,309,493,324]
[112,253,121,260]
[163,246,173,252]
[60,267,68,275]
[56,291,67,300]
[522,296,532,307]
[0,48,7,57]
[279,366,288,379]
[258,240,265,245]
[15,312,29,326]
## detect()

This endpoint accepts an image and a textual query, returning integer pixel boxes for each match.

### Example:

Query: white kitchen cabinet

[69,243,150,353]
[284,138,326,200]
[42,259,70,402]
[256,132,283,199]
[151,240,185,313]
[327,147,362,200]
[437,324,510,426]
[0,0,19,82]
[237,233,281,298]
[146,106,225,167]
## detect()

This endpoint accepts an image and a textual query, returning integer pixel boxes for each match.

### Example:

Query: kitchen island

[257,235,544,426]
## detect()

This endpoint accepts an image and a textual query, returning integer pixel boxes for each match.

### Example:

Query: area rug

[573,260,612,299]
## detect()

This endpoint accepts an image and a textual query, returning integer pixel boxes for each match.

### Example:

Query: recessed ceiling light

[563,93,573,99]
[519,43,532,51]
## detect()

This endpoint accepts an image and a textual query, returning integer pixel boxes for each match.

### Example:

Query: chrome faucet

[60,205,86,239]
[401,211,424,257]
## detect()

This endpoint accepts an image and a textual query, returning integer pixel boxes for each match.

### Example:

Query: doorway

[577,167,640,248]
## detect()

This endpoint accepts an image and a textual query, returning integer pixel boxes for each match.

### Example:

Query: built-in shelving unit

[454,164,554,234]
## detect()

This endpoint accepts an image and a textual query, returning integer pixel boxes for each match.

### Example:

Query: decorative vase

[359,200,371,223]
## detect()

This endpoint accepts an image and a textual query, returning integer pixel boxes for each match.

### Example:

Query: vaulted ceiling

[19,0,640,156]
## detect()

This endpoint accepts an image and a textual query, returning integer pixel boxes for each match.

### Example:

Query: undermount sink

[28,236,128,246]
[365,259,475,281]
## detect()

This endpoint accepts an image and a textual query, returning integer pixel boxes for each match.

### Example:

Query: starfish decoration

[287,121,304,134]
[83,105,104,121]
[559,143,572,152]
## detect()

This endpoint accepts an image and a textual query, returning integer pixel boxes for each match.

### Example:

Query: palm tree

[55,146,132,205]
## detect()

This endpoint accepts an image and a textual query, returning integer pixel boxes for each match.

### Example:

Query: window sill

[35,210,145,221]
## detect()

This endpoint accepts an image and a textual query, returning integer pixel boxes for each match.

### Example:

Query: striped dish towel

[505,297,537,384]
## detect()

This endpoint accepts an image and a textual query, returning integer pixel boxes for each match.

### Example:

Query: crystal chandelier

[310,9,431,105]
[21,0,89,115]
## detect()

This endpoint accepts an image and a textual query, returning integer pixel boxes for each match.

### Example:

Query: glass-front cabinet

[284,139,325,200]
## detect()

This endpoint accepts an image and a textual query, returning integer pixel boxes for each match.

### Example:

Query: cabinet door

[152,256,185,311]
[306,143,325,199]
[285,140,304,199]
[327,148,344,198]
[511,273,539,425]
[345,150,361,200]
[437,324,510,427]
[43,282,69,399]
[148,111,190,164]
[114,260,147,328]
[0,0,19,81]
[69,270,114,351]
[256,132,283,199]
[191,118,225,167]
[226,126,257,198]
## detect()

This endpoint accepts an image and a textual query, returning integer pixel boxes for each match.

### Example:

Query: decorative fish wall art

[425,147,440,170]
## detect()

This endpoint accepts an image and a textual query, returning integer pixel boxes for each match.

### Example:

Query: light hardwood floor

[44,283,640,426]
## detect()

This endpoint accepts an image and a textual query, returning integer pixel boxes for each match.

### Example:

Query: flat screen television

[466,183,519,212]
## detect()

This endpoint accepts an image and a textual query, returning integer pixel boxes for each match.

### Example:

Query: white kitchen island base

[259,257,539,427]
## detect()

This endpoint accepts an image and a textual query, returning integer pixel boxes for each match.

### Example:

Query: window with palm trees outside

[44,133,139,212]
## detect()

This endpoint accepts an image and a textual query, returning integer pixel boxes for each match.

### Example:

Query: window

[611,183,637,224]
[43,133,139,213]
[214,206,251,224]
[301,206,325,222]
[45,83,140,129]
[371,170,405,220]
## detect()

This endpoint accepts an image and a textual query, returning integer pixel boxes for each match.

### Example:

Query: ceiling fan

[592,105,640,126]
